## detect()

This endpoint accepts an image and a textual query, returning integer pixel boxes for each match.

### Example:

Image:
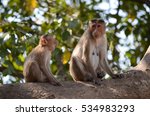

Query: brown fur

[23,35,61,86]
[70,19,119,85]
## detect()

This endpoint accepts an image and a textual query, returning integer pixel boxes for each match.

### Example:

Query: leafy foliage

[0,0,149,83]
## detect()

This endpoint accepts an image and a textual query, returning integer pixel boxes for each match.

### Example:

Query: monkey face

[89,19,106,39]
[47,37,58,52]
[40,35,58,52]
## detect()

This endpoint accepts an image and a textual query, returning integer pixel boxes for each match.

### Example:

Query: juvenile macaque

[23,34,61,86]
[69,19,120,85]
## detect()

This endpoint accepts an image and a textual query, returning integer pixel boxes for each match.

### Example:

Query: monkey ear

[40,37,48,46]
[88,20,92,24]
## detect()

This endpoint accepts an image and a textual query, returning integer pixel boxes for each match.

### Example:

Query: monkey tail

[76,81,97,88]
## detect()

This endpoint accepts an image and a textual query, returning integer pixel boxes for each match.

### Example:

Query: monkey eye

[97,24,101,28]
[92,24,96,28]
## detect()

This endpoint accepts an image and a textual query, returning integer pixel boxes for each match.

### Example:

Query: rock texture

[0,46,150,99]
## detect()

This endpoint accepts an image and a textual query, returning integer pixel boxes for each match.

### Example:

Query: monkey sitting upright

[69,19,121,85]
[23,34,61,86]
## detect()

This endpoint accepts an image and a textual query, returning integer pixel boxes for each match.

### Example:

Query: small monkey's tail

[76,81,97,88]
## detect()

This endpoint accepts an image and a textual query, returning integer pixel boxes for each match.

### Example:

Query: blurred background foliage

[0,0,150,84]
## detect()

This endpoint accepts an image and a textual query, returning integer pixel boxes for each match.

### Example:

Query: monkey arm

[47,65,60,82]
[40,65,53,79]
[98,40,114,77]
[82,40,97,78]
[39,64,56,82]
[40,65,61,85]
[37,51,55,81]
[101,58,114,77]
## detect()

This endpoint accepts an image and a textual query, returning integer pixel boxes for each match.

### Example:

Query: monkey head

[40,34,58,52]
[88,19,106,39]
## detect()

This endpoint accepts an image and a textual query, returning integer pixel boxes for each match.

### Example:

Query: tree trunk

[0,46,150,99]
[124,45,150,78]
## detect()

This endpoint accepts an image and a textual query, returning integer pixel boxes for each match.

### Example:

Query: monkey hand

[112,73,124,79]
[97,71,106,79]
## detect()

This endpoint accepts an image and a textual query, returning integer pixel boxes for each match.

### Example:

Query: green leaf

[68,20,78,29]
[125,28,131,36]
[62,30,70,40]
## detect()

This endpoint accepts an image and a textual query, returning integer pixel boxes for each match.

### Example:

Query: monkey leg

[70,57,93,82]
[96,64,106,79]
[26,61,47,82]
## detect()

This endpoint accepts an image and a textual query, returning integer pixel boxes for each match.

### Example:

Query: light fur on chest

[89,45,99,70]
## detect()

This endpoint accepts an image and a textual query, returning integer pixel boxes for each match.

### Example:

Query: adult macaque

[23,34,61,86]
[69,19,120,85]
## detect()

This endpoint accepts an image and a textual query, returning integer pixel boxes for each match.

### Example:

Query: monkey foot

[93,79,102,85]
[112,74,124,79]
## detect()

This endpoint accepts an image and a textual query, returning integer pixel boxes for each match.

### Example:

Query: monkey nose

[97,24,101,28]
